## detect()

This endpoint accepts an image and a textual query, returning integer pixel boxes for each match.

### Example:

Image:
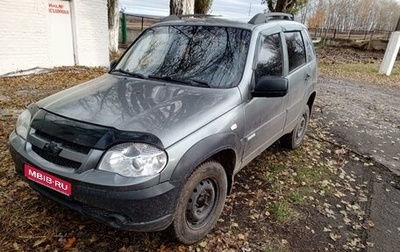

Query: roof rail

[161,15,180,22]
[161,14,221,22]
[248,12,294,24]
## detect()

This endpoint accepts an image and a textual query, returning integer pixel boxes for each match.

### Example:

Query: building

[0,0,109,75]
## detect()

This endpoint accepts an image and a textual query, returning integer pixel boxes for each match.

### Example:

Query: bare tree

[170,0,214,15]
[170,0,195,15]
[304,0,400,31]
[108,0,119,54]
[306,3,324,27]
[262,0,309,14]
[195,0,213,14]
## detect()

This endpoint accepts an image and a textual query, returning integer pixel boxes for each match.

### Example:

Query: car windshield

[115,25,251,88]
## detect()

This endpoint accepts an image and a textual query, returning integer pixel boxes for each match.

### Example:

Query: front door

[242,31,287,163]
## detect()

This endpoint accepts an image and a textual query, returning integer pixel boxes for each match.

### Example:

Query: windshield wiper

[110,69,147,79]
[186,79,211,88]
[148,75,210,88]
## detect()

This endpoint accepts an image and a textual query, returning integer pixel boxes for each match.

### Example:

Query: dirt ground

[314,77,400,252]
[0,47,399,251]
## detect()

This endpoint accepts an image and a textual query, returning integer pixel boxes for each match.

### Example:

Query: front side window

[255,33,283,82]
[284,31,306,72]
[116,25,251,89]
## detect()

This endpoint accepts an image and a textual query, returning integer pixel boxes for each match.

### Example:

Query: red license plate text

[24,164,72,196]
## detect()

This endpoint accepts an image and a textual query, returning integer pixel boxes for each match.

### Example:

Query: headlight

[98,143,167,177]
[16,109,31,140]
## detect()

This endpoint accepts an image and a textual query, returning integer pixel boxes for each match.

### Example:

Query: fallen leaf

[366,242,375,247]
[329,233,341,241]
[199,241,207,248]
[33,237,47,248]
[64,237,76,249]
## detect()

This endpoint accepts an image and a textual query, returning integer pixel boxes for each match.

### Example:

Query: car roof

[153,13,306,31]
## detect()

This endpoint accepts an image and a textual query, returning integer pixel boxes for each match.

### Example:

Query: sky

[120,0,267,19]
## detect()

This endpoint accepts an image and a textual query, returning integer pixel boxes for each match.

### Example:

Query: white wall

[72,0,109,67]
[0,0,51,74]
[0,0,109,75]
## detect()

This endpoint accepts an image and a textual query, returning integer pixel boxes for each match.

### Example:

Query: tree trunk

[194,0,213,14]
[108,0,119,54]
[264,0,309,15]
[170,0,194,15]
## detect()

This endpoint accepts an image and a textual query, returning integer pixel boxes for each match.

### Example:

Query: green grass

[271,164,287,172]
[318,61,400,87]
[288,191,304,204]
[263,239,290,252]
[262,143,335,225]
[270,200,302,223]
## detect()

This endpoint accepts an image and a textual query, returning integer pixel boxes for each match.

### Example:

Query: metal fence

[120,13,162,46]
[308,27,392,41]
[119,14,393,45]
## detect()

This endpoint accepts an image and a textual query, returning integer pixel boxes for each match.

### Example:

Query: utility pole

[248,2,252,16]
[379,16,400,76]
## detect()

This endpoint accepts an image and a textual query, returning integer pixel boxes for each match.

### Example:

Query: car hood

[36,74,241,148]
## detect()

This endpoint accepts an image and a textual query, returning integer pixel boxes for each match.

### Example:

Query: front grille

[32,145,82,169]
[35,130,91,154]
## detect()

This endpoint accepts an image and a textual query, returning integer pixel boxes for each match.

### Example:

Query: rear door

[282,30,310,131]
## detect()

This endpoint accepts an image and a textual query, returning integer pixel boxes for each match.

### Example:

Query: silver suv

[9,13,317,244]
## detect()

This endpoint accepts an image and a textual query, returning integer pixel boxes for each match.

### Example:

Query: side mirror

[251,76,288,98]
[110,60,117,69]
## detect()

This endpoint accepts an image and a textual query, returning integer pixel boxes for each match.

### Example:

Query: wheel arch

[307,91,316,113]
[170,133,241,195]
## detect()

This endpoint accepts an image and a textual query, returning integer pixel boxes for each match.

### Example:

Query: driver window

[255,33,283,83]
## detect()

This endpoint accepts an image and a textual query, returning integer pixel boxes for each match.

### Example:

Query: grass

[317,47,400,87]
[288,191,304,204]
[270,200,303,223]
[270,164,287,172]
[262,238,290,252]
[261,142,336,225]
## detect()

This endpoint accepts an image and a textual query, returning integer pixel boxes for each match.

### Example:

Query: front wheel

[172,161,227,244]
[281,105,310,149]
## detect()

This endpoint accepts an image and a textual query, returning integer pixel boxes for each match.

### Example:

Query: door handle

[305,73,311,80]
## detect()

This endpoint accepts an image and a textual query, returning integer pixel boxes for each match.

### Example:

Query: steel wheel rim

[186,178,217,229]
[295,113,307,144]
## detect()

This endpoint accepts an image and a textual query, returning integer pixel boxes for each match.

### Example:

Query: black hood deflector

[30,109,164,150]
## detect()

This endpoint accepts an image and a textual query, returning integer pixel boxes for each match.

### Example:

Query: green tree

[262,0,309,15]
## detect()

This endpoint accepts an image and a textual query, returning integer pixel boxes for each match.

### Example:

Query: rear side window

[284,31,306,72]
[255,33,283,82]
[302,30,316,62]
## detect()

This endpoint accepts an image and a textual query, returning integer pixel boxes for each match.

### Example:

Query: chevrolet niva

[9,13,317,244]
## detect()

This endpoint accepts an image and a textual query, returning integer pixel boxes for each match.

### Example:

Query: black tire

[281,105,310,150]
[172,161,227,245]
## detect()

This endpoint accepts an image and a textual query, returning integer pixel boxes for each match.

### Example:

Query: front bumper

[9,131,180,232]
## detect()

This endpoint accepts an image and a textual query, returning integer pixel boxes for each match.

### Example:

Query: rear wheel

[172,161,227,244]
[281,105,310,149]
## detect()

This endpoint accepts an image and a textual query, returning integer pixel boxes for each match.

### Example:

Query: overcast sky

[120,0,266,19]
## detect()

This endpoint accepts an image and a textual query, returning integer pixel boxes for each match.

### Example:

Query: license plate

[24,164,72,196]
